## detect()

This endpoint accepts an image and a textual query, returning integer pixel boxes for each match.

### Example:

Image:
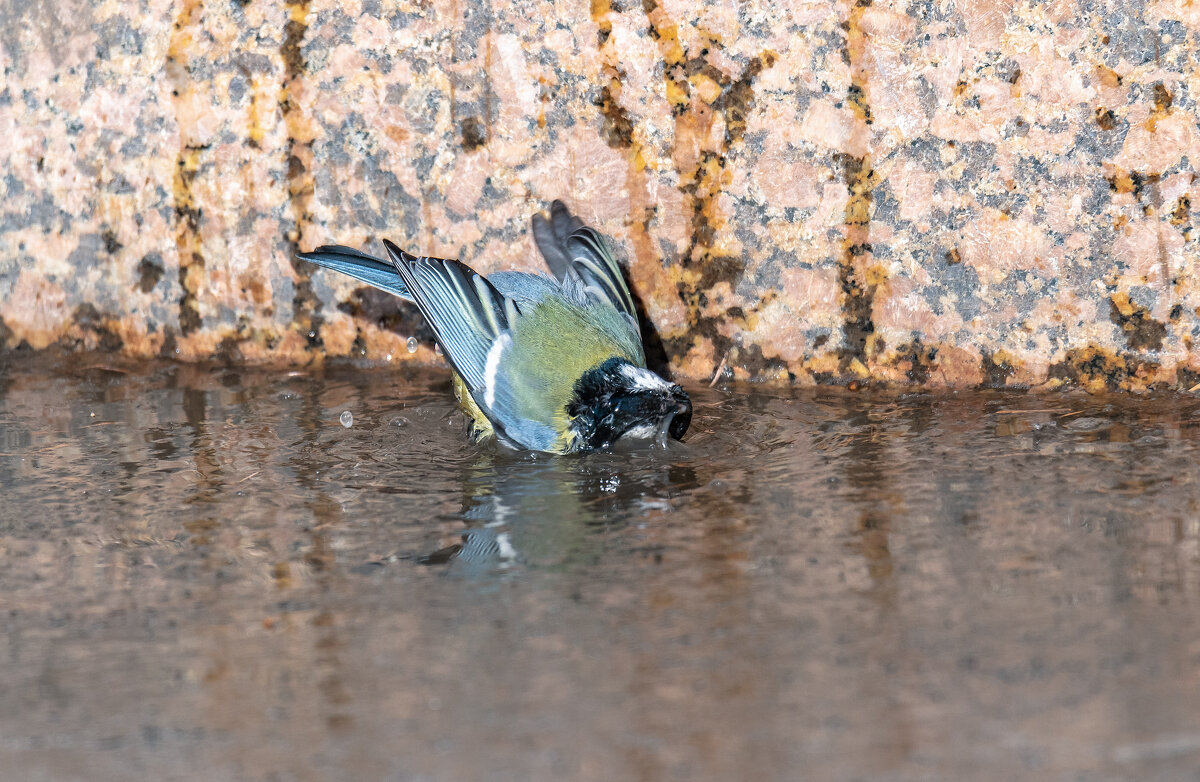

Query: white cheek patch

[620,363,672,392]
[483,332,512,409]
[620,423,659,440]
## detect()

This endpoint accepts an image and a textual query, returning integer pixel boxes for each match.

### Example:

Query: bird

[296,201,692,454]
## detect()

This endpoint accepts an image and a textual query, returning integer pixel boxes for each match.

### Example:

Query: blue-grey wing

[488,272,564,304]
[567,227,639,324]
[530,202,642,338]
[296,245,412,300]
[383,240,520,394]
[485,358,561,453]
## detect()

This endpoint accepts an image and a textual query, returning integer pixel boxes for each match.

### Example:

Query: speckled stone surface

[1,0,1198,389]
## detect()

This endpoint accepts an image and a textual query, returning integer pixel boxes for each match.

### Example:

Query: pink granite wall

[1,0,1198,390]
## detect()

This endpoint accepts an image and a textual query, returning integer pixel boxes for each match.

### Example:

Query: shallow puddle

[2,355,1200,780]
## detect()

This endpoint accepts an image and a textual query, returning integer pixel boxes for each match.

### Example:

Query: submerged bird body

[298,202,690,454]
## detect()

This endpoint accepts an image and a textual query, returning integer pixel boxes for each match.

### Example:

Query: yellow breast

[453,373,495,441]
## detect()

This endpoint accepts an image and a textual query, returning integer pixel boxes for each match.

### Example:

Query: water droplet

[339,410,353,428]
[407,336,418,354]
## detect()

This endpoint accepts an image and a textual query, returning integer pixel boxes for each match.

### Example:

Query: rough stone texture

[1,0,1198,390]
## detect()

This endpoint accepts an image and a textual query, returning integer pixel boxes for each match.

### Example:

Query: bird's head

[566,358,692,452]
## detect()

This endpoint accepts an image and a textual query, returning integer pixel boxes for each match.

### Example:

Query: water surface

[2,356,1200,781]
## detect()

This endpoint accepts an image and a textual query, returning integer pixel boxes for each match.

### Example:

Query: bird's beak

[666,393,691,442]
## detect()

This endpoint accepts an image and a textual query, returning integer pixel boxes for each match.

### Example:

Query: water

[2,355,1199,781]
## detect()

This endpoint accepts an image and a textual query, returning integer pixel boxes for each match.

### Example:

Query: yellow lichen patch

[1145,82,1173,132]
[1095,64,1122,89]
[166,0,202,67]
[804,351,842,378]
[279,0,324,352]
[1106,168,1137,195]
[1169,194,1193,238]
[991,349,1018,369]
[1110,290,1135,317]
[287,0,307,24]
[689,72,723,105]
[105,317,164,359]
[631,145,649,172]
[864,263,889,288]
[174,330,222,363]
[665,77,690,110]
[1049,346,1130,393]
[246,73,267,148]
[173,145,205,335]
[590,0,612,28]
[643,3,686,67]
[675,336,717,380]
[670,264,706,289]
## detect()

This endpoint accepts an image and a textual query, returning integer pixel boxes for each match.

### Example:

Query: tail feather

[296,245,413,300]
[531,200,584,281]
[382,239,521,394]
[566,228,637,322]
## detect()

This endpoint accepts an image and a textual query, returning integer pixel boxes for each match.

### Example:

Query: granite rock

[1,0,1198,390]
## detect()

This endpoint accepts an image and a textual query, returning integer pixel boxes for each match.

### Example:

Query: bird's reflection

[418,443,699,572]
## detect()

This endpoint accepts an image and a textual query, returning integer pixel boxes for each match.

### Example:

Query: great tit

[297,201,692,454]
